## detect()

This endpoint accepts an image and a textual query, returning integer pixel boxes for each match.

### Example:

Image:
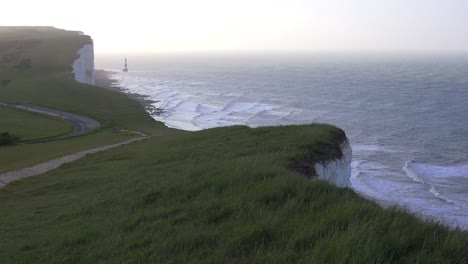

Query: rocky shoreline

[94,69,164,116]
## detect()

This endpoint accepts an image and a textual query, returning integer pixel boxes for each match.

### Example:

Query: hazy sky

[2,0,468,54]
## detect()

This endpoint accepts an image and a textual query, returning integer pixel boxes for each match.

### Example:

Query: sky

[2,0,468,54]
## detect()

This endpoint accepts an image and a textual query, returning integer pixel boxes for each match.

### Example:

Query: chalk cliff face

[315,140,352,188]
[72,43,95,85]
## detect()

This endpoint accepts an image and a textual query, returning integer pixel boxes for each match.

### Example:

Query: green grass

[0,27,159,134]
[0,27,467,263]
[0,105,73,141]
[0,27,170,170]
[0,125,466,263]
[0,129,138,174]
[0,26,83,41]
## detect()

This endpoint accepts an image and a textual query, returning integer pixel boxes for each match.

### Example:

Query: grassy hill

[0,105,73,141]
[0,27,173,172]
[0,27,466,263]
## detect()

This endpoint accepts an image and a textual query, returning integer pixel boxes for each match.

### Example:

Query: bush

[0,132,20,146]
[0,80,11,87]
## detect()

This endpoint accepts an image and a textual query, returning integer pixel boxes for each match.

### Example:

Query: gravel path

[0,136,147,188]
[0,102,100,140]
[0,102,147,188]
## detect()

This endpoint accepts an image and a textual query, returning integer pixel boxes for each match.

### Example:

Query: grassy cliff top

[0,26,85,41]
[0,27,158,132]
[0,27,92,72]
[0,26,163,173]
[0,27,466,263]
[1,124,467,263]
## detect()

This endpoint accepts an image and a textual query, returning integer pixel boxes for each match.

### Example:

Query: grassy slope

[1,125,467,263]
[0,27,174,172]
[0,105,73,141]
[0,27,466,263]
[0,30,159,132]
[0,130,136,174]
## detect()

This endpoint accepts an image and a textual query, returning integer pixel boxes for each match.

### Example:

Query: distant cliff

[72,43,95,85]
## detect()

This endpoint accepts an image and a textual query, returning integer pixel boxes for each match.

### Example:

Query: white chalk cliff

[315,140,352,188]
[72,43,95,85]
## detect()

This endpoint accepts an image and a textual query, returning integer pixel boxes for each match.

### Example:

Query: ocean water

[97,53,468,229]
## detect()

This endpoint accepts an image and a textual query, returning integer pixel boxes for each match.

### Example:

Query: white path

[0,136,147,188]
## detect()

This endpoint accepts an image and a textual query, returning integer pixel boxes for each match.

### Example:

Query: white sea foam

[403,161,468,206]
[346,142,468,229]
[352,144,402,153]
[403,160,457,205]
[403,160,425,184]
[111,72,309,131]
[351,161,362,179]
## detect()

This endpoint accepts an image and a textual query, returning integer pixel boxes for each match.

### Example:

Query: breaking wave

[111,73,314,131]
[403,161,468,206]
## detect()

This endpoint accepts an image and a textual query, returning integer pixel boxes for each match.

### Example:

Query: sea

[96,52,468,230]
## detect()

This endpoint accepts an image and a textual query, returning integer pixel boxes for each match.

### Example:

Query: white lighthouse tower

[123,58,128,72]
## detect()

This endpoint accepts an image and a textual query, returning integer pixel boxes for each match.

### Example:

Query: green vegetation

[0,105,73,141]
[0,27,466,263]
[0,27,167,171]
[0,132,20,146]
[0,129,137,174]
[1,125,467,263]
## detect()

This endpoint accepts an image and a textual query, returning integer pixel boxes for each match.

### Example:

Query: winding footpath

[0,137,146,188]
[0,102,147,188]
[0,102,100,140]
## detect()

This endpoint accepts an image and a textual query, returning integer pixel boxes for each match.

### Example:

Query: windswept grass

[0,125,466,263]
[0,27,466,263]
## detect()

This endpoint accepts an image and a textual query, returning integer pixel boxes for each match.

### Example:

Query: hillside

[0,27,171,173]
[0,27,466,263]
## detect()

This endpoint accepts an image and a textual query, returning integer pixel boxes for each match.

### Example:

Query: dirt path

[0,102,100,140]
[0,102,147,188]
[0,136,147,188]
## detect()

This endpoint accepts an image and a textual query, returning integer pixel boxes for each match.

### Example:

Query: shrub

[0,132,20,146]
[0,80,11,87]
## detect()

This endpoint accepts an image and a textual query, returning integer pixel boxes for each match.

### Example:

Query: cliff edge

[289,128,352,188]
[315,140,352,188]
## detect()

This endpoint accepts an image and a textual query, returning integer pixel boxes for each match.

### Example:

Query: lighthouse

[123,58,128,72]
